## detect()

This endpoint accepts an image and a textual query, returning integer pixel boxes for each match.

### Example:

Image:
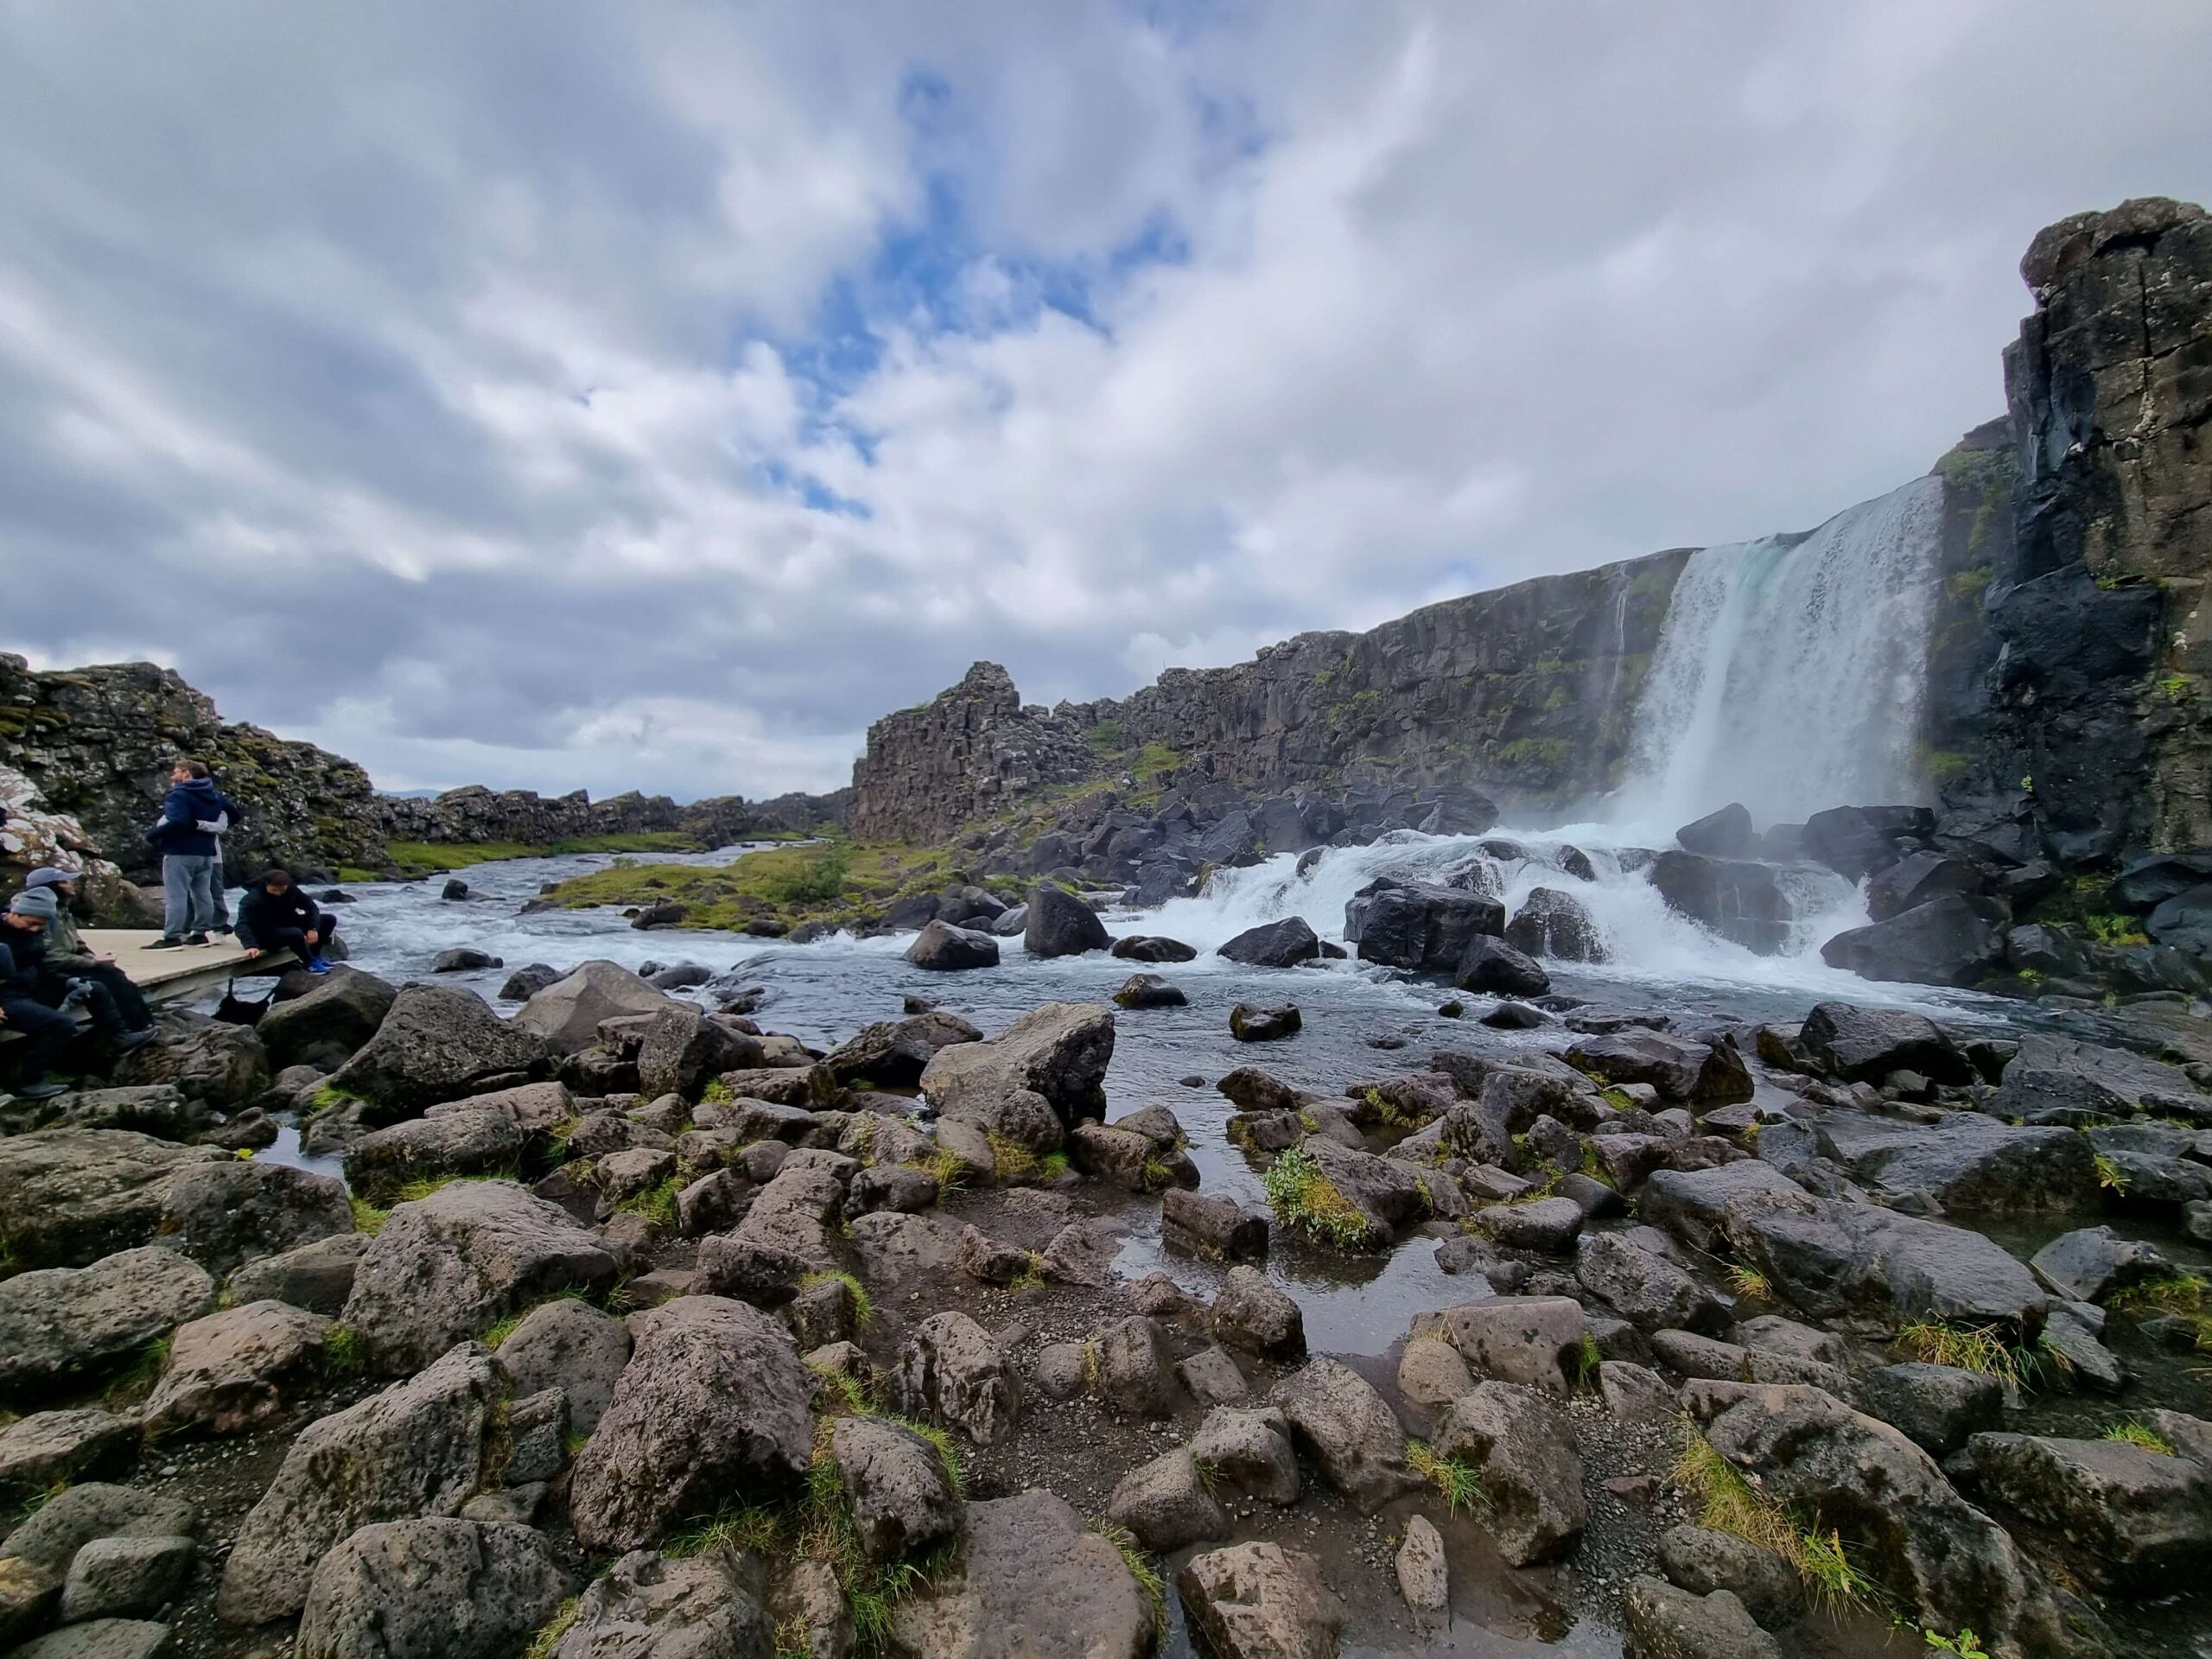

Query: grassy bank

[536,840,1027,932]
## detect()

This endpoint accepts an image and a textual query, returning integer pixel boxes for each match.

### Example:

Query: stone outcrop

[378,784,845,850]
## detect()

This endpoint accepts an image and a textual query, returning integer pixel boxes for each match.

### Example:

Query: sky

[3,2,2209,803]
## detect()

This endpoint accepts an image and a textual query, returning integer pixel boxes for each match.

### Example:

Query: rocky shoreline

[1,874,2209,1659]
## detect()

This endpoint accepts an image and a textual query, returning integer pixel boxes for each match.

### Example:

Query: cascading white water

[1622,474,1946,830]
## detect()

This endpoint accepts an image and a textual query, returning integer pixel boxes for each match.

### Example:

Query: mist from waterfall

[1620,474,1946,831]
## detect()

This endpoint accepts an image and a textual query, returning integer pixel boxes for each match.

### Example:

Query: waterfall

[1622,475,1946,830]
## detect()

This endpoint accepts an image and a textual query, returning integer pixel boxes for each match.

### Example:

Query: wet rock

[1503,887,1605,963]
[1802,1111,2096,1214]
[1797,1002,1972,1084]
[1971,1430,2212,1590]
[1640,1161,1805,1252]
[831,1416,963,1564]
[1219,917,1324,968]
[496,963,560,1001]
[59,1534,194,1625]
[343,1179,620,1376]
[1656,1524,1803,1626]
[0,1246,214,1402]
[1621,1578,1780,1659]
[920,1002,1116,1132]
[1481,1000,1548,1028]
[1189,1406,1300,1505]
[1576,1233,1725,1333]
[1271,1358,1417,1512]
[1211,1266,1306,1359]
[906,921,1001,971]
[341,1104,531,1203]
[1859,1363,2004,1459]
[1676,804,1754,859]
[548,1548,769,1659]
[1819,895,2007,988]
[890,1487,1152,1659]
[2031,1227,2172,1304]
[429,947,502,974]
[894,1312,1020,1445]
[1453,936,1550,996]
[1107,1447,1226,1551]
[1471,1196,1584,1253]
[142,1300,331,1437]
[257,966,397,1069]
[2039,1303,2127,1393]
[1162,1188,1268,1259]
[1433,1381,1585,1564]
[1647,852,1794,955]
[1395,1514,1447,1613]
[1023,886,1110,958]
[570,1297,816,1553]
[0,1411,139,1504]
[1230,1003,1302,1042]
[1686,1381,2072,1653]
[1350,884,1503,973]
[1565,1030,1751,1104]
[1112,935,1198,963]
[1113,973,1187,1009]
[1176,1541,1344,1659]
[219,1343,500,1623]
[295,1517,568,1659]
[1651,1331,1853,1398]
[1409,1297,1587,1396]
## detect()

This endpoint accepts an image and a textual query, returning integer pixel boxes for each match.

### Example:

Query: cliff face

[0,655,386,885]
[379,785,849,848]
[1990,196,2212,860]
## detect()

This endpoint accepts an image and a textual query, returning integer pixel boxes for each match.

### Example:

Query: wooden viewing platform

[79,930,295,1002]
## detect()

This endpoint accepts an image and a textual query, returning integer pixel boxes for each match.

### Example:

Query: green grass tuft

[2107,1274,2211,1349]
[1262,1146,1376,1249]
[322,1323,367,1377]
[2101,1420,2177,1456]
[614,1177,680,1230]
[1727,1264,1772,1302]
[1674,1434,1877,1609]
[2094,1153,2129,1193]
[1570,1332,1604,1392]
[1084,1516,1164,1638]
[523,1596,580,1659]
[100,1337,170,1408]
[1406,1439,1484,1514]
[1893,1320,2038,1390]
[349,1197,390,1236]
[800,1270,874,1333]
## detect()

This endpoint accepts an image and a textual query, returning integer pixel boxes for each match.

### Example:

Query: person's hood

[174,779,223,802]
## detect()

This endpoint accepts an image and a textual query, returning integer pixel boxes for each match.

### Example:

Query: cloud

[2,0,2207,800]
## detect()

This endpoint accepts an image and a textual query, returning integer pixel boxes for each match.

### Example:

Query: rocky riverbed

[1,845,2209,1659]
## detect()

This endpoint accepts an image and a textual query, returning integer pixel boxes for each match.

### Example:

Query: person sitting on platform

[2,888,156,1057]
[236,868,335,974]
[21,868,157,1046]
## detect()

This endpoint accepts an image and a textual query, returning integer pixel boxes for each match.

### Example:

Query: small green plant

[1728,1264,1772,1302]
[2109,1274,2211,1349]
[1894,1321,2037,1390]
[1262,1147,1375,1249]
[615,1177,680,1230]
[665,1502,785,1559]
[1081,1338,1103,1395]
[983,1133,1042,1185]
[1924,1629,1991,1657]
[1674,1434,1873,1608]
[1084,1516,1164,1638]
[1139,1154,1178,1193]
[102,1337,170,1408]
[323,1323,367,1377]
[2101,1420,2177,1456]
[1038,1151,1071,1183]
[1798,1526,1875,1610]
[524,1597,580,1659]
[1570,1332,1604,1392]
[809,1357,875,1416]
[1008,1253,1046,1294]
[700,1078,736,1107]
[2093,1153,2130,1193]
[349,1197,390,1236]
[1406,1440,1483,1514]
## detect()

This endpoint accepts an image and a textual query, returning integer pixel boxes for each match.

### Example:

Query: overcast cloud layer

[3,1,2209,800]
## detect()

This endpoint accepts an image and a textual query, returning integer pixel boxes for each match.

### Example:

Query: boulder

[1564,1030,1751,1104]
[1676,804,1754,859]
[0,1246,214,1401]
[1471,1196,1584,1254]
[1866,853,1986,924]
[1970,1431,2212,1592]
[326,985,551,1119]
[341,1105,531,1202]
[256,966,397,1070]
[1230,1002,1301,1042]
[1796,1003,1972,1084]
[341,1180,621,1376]
[295,1518,569,1659]
[545,1549,769,1659]
[1503,887,1605,963]
[512,961,674,1054]
[635,1006,763,1100]
[1408,1298,1586,1396]
[111,1015,268,1107]
[1575,1233,1725,1332]
[223,1233,366,1317]
[1858,1363,2005,1459]
[1655,1524,1802,1628]
[1022,886,1110,958]
[890,1488,1152,1659]
[429,948,502,974]
[2148,883,2212,957]
[496,963,561,1001]
[1819,895,2008,988]
[1113,973,1187,1009]
[1433,1381,1586,1564]
[1395,1514,1448,1614]
[1189,1406,1301,1506]
[142,1300,333,1437]
[1107,1447,1226,1552]
[819,1012,983,1090]
[1800,1112,2096,1214]
[1271,1358,1416,1512]
[1162,1188,1268,1259]
[1349,885,1503,973]
[1686,1381,2072,1653]
[1647,852,1793,955]
[1802,805,1927,881]
[1452,936,1550,996]
[1218,917,1323,968]
[1620,1579,1781,1659]
[10,1622,176,1659]
[1211,1265,1306,1359]
[569,1297,816,1553]
[919,1002,1116,1130]
[906,921,1001,971]
[1175,1542,1344,1659]
[2030,1227,2172,1304]
[1091,1316,1180,1419]
[219,1343,502,1623]
[496,1297,631,1437]
[894,1312,1020,1445]
[1640,1162,1805,1253]
[59,1534,195,1625]
[0,1410,140,1504]
[1112,934,1198,963]
[830,1415,963,1564]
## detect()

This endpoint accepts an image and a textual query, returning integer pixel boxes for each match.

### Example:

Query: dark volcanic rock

[1648,852,1793,955]
[1023,885,1110,958]
[1348,884,1503,973]
[325,984,550,1121]
[1453,936,1550,996]
[1504,887,1605,963]
[1796,1003,1971,1084]
[905,920,1001,971]
[1819,894,2007,987]
[1218,917,1323,968]
[1675,804,1753,859]
[1230,1003,1301,1042]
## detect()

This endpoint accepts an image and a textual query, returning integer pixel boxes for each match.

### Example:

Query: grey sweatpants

[162,854,218,937]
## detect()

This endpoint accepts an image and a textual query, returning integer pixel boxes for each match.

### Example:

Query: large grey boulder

[1796,1111,2095,1214]
[496,1297,632,1437]
[1621,1578,1781,1659]
[1211,1265,1306,1360]
[341,1105,531,1203]
[512,960,675,1053]
[10,1620,176,1659]
[906,921,1001,970]
[111,1014,267,1107]
[257,966,397,1070]
[831,1416,963,1564]
[1107,1447,1226,1552]
[223,1233,366,1316]
[635,1006,763,1101]
[326,984,550,1120]
[1218,917,1324,969]
[891,1488,1152,1659]
[544,1548,771,1658]
[1685,1381,2074,1656]
[1969,1431,2212,1592]
[296,1518,569,1659]
[1189,1406,1301,1506]
[1796,1003,1971,1084]
[1655,1524,1803,1627]
[819,1012,983,1090]
[920,1002,1116,1131]
[59,1533,195,1624]
[569,1296,817,1554]
[0,1410,140,1504]
[219,1343,502,1623]
[1176,1541,1345,1659]
[1270,1359,1415,1513]
[2029,1226,2172,1304]
[341,1179,620,1376]
[1022,885,1110,958]
[1859,1363,2005,1459]
[894,1312,1020,1446]
[1564,1029,1751,1104]
[1408,1297,1587,1396]
[1433,1382,1585,1565]
[1350,884,1503,973]
[1575,1233,1726,1333]
[1819,894,2007,987]
[0,1246,214,1401]
[142,1300,333,1437]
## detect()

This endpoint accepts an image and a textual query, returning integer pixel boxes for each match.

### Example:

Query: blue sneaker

[307,956,332,975]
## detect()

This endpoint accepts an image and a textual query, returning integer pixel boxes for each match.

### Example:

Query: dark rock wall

[378,785,848,848]
[1993,197,2212,859]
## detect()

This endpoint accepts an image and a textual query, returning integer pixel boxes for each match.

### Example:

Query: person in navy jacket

[144,759,238,950]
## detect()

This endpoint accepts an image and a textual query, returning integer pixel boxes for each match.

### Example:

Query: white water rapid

[1622,474,1946,830]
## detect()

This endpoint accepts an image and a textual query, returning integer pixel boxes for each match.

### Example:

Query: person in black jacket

[145,759,239,949]
[0,901,80,1098]
[1,887,153,1053]
[236,869,335,974]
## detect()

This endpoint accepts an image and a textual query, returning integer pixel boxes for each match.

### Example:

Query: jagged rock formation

[379,785,846,849]
[0,656,385,887]
[1989,196,2212,860]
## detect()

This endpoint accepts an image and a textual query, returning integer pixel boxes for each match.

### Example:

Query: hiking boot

[16,1080,66,1101]
[116,1028,158,1054]
[307,956,333,975]
[145,936,184,950]
[184,932,212,946]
